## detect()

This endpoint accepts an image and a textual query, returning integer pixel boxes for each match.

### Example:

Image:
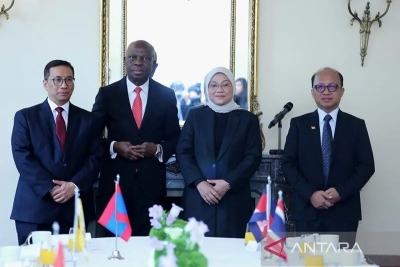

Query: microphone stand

[269,121,284,155]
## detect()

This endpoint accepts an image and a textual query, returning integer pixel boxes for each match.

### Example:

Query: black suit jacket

[92,77,180,199]
[10,100,103,224]
[281,109,375,221]
[176,106,262,237]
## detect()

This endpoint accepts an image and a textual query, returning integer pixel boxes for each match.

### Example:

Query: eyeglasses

[47,77,75,86]
[208,81,232,91]
[313,83,341,93]
[126,55,153,63]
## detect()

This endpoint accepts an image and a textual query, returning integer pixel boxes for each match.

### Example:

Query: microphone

[268,102,293,129]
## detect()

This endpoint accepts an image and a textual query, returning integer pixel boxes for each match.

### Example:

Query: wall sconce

[0,0,15,22]
[348,0,392,66]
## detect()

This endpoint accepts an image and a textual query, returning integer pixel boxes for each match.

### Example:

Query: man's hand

[132,142,157,158]
[114,141,143,161]
[310,190,333,210]
[197,181,221,205]
[325,188,341,204]
[49,185,60,196]
[51,180,75,203]
[207,179,230,198]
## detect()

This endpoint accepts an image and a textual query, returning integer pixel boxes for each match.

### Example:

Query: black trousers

[294,219,359,248]
[97,195,163,237]
[15,220,71,246]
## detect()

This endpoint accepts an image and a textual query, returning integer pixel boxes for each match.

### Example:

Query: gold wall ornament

[0,0,15,21]
[348,0,392,66]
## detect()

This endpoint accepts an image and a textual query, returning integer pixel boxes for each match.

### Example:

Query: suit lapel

[309,110,323,167]
[39,100,63,156]
[203,107,215,158]
[140,79,157,130]
[217,111,240,161]
[331,110,348,164]
[64,104,79,156]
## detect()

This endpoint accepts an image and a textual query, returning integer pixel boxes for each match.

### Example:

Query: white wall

[258,0,400,254]
[0,0,100,245]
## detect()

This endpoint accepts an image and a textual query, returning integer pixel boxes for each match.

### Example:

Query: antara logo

[290,242,362,254]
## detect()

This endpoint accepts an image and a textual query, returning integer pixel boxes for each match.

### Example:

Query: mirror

[99,0,264,148]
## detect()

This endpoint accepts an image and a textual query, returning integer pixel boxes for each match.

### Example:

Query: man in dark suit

[11,60,103,245]
[281,67,375,246]
[92,40,180,236]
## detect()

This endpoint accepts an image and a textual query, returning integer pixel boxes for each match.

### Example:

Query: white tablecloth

[16,236,378,267]
[20,237,260,267]
[79,237,261,267]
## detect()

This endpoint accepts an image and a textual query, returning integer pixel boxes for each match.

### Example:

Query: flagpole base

[108,250,124,260]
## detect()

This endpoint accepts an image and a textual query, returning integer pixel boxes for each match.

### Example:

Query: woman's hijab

[204,67,242,113]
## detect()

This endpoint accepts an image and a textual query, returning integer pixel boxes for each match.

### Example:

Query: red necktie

[55,107,66,151]
[132,87,142,128]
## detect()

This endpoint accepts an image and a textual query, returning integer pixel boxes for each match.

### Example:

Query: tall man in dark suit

[11,60,103,245]
[92,40,180,236]
[281,67,375,246]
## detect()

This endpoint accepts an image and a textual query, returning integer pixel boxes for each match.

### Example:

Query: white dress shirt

[317,107,339,143]
[47,98,78,189]
[109,77,163,162]
[47,98,69,128]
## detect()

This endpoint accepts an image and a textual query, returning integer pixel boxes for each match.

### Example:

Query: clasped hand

[114,141,157,160]
[197,179,230,205]
[50,180,75,203]
[310,188,341,210]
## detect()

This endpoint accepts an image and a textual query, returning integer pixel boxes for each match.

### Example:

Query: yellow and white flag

[72,189,89,262]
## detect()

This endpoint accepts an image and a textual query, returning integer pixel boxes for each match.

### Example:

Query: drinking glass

[299,234,317,258]
[40,241,54,266]
[68,228,85,252]
[304,254,324,267]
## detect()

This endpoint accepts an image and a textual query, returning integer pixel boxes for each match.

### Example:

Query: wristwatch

[155,144,162,159]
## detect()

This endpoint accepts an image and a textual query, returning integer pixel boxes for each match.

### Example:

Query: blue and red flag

[264,192,287,261]
[248,188,276,243]
[98,183,132,241]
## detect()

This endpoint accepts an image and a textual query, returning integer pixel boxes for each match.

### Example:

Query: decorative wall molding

[0,0,15,23]
[348,0,392,66]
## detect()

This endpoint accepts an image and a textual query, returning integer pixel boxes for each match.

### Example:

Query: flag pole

[72,187,79,267]
[263,176,273,260]
[266,176,271,228]
[108,174,124,260]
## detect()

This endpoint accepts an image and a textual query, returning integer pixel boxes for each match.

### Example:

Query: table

[17,236,378,267]
[84,237,261,267]
[21,237,261,267]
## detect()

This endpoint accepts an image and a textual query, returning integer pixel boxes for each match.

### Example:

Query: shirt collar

[126,76,149,95]
[317,107,339,124]
[47,98,70,114]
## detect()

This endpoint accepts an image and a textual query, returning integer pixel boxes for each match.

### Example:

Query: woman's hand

[196,181,221,205]
[207,179,230,198]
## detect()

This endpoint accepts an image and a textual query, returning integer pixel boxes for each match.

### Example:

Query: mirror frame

[99,0,265,149]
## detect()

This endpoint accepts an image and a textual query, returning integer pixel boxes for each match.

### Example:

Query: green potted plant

[147,204,209,267]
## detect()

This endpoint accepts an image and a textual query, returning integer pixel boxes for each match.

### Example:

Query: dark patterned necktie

[55,107,66,152]
[322,114,333,185]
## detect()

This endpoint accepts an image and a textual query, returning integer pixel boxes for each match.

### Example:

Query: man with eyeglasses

[282,67,375,247]
[92,40,180,236]
[10,60,103,245]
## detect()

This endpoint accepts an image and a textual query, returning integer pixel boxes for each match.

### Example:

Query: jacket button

[63,163,67,167]
[212,164,216,168]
